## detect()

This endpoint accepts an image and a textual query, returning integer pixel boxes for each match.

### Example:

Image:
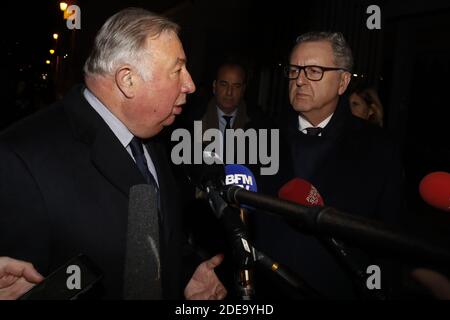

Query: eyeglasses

[284,64,348,81]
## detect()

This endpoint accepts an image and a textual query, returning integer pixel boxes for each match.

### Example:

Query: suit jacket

[252,97,404,299]
[197,97,273,167]
[0,85,193,299]
[200,98,251,133]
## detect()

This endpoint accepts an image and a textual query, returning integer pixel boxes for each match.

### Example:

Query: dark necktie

[129,136,162,219]
[305,127,323,136]
[222,115,233,163]
[223,115,233,130]
[129,137,159,190]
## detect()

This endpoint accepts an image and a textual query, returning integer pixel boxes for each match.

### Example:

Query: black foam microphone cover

[123,184,161,299]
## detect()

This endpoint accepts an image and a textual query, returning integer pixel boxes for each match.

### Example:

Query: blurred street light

[49,49,55,55]
[60,2,68,11]
[53,33,59,40]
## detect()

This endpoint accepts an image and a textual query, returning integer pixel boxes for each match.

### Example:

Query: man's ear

[116,66,137,98]
[212,80,217,95]
[338,72,352,96]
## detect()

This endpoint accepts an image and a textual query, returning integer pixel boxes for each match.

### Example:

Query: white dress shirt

[83,88,159,186]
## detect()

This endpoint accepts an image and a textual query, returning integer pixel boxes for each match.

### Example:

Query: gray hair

[84,7,179,79]
[294,31,353,72]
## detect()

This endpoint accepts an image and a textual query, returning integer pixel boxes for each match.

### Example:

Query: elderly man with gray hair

[0,8,226,300]
[253,31,404,299]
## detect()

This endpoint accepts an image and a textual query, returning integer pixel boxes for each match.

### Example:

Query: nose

[182,70,196,94]
[226,85,233,96]
[295,68,308,86]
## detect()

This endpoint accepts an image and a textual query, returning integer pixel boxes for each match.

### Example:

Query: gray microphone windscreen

[123,184,161,299]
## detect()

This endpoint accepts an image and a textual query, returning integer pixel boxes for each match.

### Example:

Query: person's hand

[411,268,450,300]
[184,254,227,300]
[0,257,44,300]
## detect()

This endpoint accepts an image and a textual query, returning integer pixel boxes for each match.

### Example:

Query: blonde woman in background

[349,87,384,127]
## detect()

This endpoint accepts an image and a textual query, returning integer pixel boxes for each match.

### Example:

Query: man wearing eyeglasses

[253,32,404,299]
[284,33,353,137]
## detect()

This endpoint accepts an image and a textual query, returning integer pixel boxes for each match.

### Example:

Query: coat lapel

[232,100,250,129]
[201,98,219,132]
[63,84,145,198]
[90,127,145,197]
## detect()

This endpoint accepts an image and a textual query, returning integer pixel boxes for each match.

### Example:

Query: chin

[292,103,312,113]
[162,115,176,127]
[140,130,160,139]
[221,105,237,113]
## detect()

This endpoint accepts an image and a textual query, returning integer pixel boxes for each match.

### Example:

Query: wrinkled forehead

[289,40,335,66]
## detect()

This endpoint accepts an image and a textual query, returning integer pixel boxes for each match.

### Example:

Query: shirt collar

[298,113,334,132]
[217,106,238,120]
[83,88,134,148]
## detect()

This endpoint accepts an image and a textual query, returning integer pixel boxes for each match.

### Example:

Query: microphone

[224,165,322,298]
[419,172,450,212]
[224,164,257,223]
[223,183,450,267]
[189,163,337,298]
[184,153,224,191]
[182,151,225,204]
[191,162,255,299]
[278,178,387,299]
[184,161,267,299]
[278,178,324,206]
[224,164,257,192]
[123,184,161,299]
[222,164,257,300]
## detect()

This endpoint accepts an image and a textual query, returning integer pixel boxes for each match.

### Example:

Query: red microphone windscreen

[419,172,450,212]
[278,178,325,207]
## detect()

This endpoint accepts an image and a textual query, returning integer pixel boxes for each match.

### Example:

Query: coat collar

[285,96,352,139]
[62,84,146,197]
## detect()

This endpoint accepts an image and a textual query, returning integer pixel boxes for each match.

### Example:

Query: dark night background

[1,0,449,291]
